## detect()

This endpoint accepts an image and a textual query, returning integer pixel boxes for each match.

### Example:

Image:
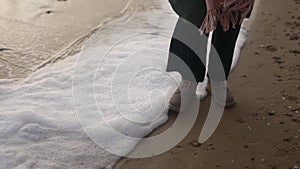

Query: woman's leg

[167,0,208,83]
[206,24,241,108]
[168,0,209,112]
[208,24,241,82]
[168,26,207,82]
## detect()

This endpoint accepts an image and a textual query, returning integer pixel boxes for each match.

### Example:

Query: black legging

[167,0,241,83]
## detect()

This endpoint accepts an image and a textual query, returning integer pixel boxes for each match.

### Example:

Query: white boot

[169,80,197,113]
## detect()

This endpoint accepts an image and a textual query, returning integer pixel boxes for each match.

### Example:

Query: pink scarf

[200,0,255,33]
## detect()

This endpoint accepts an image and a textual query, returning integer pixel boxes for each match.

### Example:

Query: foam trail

[231,25,249,72]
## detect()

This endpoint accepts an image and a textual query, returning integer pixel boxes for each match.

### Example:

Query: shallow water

[0,0,129,79]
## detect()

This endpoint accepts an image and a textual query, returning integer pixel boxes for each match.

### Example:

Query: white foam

[0,0,248,168]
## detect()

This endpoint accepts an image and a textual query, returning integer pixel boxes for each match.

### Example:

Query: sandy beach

[0,0,299,169]
[114,0,300,169]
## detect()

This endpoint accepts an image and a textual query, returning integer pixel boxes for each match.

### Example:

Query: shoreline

[33,0,158,75]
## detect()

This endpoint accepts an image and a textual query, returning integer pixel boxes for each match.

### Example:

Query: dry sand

[114,0,300,168]
[0,0,154,79]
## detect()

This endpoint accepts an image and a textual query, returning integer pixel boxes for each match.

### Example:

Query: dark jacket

[169,0,207,28]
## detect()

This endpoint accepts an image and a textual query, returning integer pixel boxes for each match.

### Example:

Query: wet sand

[114,0,300,168]
[0,0,154,79]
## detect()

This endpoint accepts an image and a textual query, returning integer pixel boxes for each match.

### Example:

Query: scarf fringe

[200,0,254,34]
